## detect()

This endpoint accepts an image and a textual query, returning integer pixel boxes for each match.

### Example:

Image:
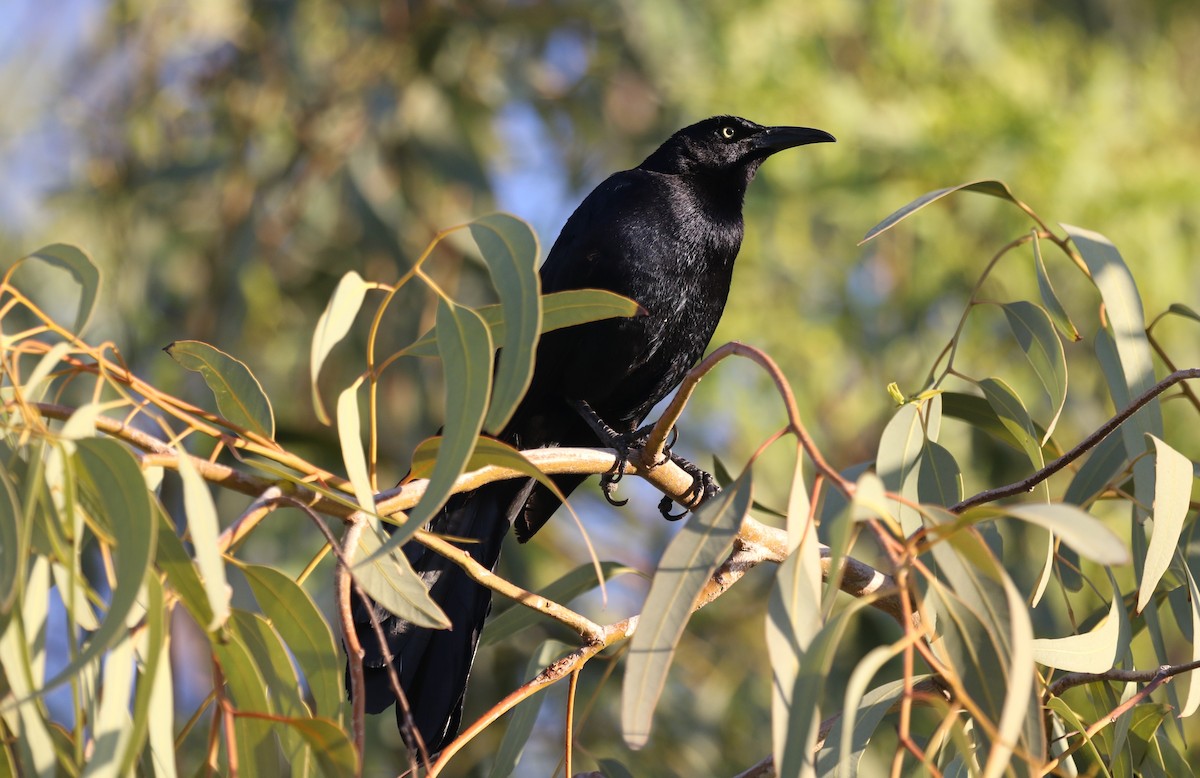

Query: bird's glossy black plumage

[351,115,834,753]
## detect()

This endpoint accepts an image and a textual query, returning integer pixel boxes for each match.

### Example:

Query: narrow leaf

[1165,303,1200,324]
[276,716,358,778]
[0,470,20,615]
[979,377,1049,501]
[310,271,370,425]
[972,503,1129,565]
[402,288,642,358]
[1137,436,1194,613]
[240,563,343,719]
[876,402,924,535]
[211,626,281,775]
[918,439,963,507]
[176,452,231,630]
[469,213,542,433]
[38,439,156,697]
[86,630,137,777]
[165,340,275,439]
[1001,301,1068,444]
[1032,580,1123,672]
[622,473,752,749]
[1063,432,1128,507]
[860,180,1021,244]
[353,526,450,629]
[1032,232,1081,341]
[364,300,492,565]
[27,243,101,334]
[941,391,1024,453]
[1178,558,1200,717]
[336,378,375,514]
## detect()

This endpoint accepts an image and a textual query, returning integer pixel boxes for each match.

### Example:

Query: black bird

[351,115,834,753]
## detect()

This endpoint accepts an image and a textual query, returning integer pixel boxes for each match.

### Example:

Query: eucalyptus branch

[951,367,1200,512]
[1046,658,1200,699]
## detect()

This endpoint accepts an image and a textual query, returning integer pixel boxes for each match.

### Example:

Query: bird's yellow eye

[720,126,736,139]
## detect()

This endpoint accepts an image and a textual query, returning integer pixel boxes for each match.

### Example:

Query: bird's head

[639,115,835,187]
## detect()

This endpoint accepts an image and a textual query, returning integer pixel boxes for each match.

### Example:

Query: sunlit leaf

[1137,435,1194,613]
[240,563,344,720]
[488,640,570,778]
[482,562,637,646]
[859,180,1022,244]
[402,288,642,358]
[876,402,924,535]
[154,503,214,630]
[1032,577,1123,672]
[26,243,101,334]
[1068,224,1161,514]
[469,213,542,434]
[1047,698,1111,778]
[622,472,751,749]
[38,439,155,697]
[175,451,231,631]
[1001,301,1068,444]
[310,270,371,425]
[231,610,311,765]
[164,340,275,439]
[336,378,375,515]
[1032,232,1081,341]
[970,503,1128,565]
[1176,556,1200,718]
[123,573,169,777]
[88,627,138,774]
[353,526,450,629]
[0,557,57,775]
[368,300,491,566]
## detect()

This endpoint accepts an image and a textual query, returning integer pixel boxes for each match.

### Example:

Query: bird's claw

[657,454,721,520]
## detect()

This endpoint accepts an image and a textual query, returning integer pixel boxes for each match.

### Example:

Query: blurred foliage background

[3,0,1198,773]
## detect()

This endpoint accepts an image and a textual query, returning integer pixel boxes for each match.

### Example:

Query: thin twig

[951,368,1200,512]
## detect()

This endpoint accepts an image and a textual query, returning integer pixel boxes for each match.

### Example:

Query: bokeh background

[4,0,1199,774]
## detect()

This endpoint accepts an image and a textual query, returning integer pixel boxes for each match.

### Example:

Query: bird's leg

[572,400,662,507]
[657,451,722,520]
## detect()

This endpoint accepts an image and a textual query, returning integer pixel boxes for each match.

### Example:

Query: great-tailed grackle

[351,115,834,753]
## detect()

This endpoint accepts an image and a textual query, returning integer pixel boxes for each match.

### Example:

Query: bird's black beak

[750,126,836,155]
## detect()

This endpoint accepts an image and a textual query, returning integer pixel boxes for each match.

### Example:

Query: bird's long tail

[350,478,532,753]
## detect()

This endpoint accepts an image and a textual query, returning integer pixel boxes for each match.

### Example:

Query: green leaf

[402,288,642,358]
[941,391,1024,453]
[876,402,924,535]
[35,439,156,698]
[275,716,358,778]
[335,377,375,514]
[154,503,215,629]
[211,626,281,775]
[1032,232,1081,342]
[1032,576,1123,672]
[482,562,637,646]
[817,674,915,777]
[26,243,101,334]
[1137,435,1194,613]
[1067,224,1162,515]
[1001,301,1068,444]
[239,563,344,720]
[1165,302,1200,325]
[175,451,231,631]
[1063,431,1128,507]
[230,610,311,765]
[367,300,492,566]
[353,526,449,629]
[597,758,637,778]
[310,270,371,425]
[622,472,752,749]
[122,573,170,777]
[1177,557,1200,718]
[971,503,1129,565]
[859,180,1023,244]
[487,640,570,778]
[469,213,542,434]
[0,557,57,775]
[979,377,1049,501]
[767,449,823,769]
[164,340,275,439]
[918,439,963,506]
[88,629,137,776]
[1046,698,1112,778]
[0,469,20,615]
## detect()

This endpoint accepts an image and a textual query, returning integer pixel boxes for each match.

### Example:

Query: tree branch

[951,368,1200,512]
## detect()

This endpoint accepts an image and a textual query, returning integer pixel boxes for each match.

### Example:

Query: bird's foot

[573,400,674,507]
[658,453,722,520]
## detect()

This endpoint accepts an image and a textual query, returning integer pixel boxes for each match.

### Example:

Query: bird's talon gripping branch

[657,452,722,520]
